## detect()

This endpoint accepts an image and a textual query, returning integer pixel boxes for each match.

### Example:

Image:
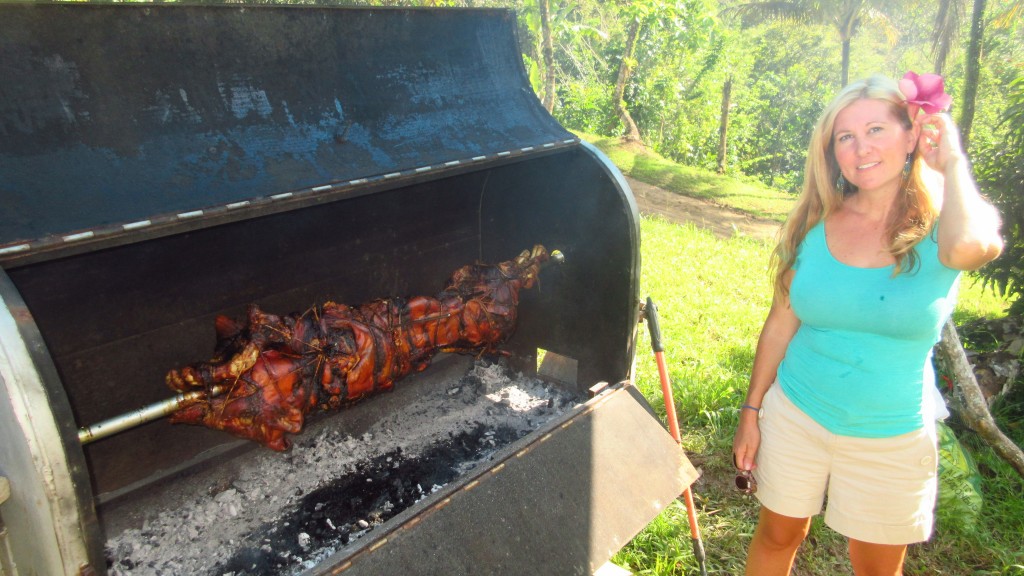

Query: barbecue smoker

[0,5,698,575]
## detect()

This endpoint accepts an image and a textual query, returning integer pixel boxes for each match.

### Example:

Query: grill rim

[0,266,104,573]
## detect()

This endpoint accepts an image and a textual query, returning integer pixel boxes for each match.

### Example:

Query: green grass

[620,218,1023,576]
[955,275,1012,325]
[582,134,1024,575]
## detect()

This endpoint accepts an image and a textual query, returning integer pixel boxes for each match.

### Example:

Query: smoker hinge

[0,527,14,576]
[0,476,16,576]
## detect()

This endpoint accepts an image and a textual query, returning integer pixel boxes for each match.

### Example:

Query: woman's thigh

[825,425,938,545]
[753,384,831,518]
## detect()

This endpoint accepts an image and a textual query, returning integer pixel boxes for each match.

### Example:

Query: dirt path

[625,175,780,241]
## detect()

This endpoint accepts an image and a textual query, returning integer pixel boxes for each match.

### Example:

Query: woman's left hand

[915,113,965,172]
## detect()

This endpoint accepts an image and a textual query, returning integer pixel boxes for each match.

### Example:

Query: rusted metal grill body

[0,5,697,575]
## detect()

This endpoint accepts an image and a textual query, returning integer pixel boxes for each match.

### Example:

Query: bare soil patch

[626,175,780,241]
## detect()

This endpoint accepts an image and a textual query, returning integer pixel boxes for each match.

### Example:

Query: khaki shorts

[753,384,939,545]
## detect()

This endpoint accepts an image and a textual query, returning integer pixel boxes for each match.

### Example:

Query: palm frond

[931,0,965,73]
[860,7,899,46]
[992,0,1023,29]
[719,1,822,28]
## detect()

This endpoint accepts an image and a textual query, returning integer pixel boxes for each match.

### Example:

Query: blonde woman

[732,74,1003,575]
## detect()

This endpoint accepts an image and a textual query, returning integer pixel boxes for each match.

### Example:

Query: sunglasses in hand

[735,469,757,494]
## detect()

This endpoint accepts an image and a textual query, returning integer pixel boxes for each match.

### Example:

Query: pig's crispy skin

[166,246,550,450]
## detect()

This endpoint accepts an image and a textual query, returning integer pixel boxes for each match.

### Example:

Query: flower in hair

[899,71,952,118]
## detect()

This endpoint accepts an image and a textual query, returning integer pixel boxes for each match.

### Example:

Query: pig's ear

[215,315,244,340]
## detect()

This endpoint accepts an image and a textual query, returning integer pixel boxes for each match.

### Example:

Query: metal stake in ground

[644,296,708,576]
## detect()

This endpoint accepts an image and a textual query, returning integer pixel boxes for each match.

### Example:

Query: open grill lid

[0,6,698,576]
[0,4,576,263]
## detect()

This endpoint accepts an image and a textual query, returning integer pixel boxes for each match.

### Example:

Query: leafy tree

[722,0,898,86]
[606,0,715,143]
[717,75,733,173]
[543,1,619,134]
[539,0,556,112]
[931,0,967,74]
[610,0,689,142]
[975,73,1024,311]
[970,5,1024,311]
[722,24,834,190]
[613,2,645,141]
[959,0,987,150]
[519,0,558,112]
[992,0,1023,26]
[538,0,1019,205]
[957,0,1024,150]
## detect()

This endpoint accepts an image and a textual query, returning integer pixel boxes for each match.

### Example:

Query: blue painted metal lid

[0,5,574,257]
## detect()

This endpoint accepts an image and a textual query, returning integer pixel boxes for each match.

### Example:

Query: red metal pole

[645,297,708,576]
[654,350,682,443]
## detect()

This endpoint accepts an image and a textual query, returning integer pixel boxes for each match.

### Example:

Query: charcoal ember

[217,424,522,575]
[105,358,579,576]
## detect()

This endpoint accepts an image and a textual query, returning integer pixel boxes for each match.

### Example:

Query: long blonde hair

[771,75,938,298]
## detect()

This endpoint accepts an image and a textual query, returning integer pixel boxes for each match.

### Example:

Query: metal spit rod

[76,250,565,445]
[77,385,227,445]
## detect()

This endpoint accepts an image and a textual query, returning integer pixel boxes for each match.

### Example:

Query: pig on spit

[165,245,556,450]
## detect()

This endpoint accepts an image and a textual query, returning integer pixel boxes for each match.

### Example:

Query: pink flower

[899,71,952,118]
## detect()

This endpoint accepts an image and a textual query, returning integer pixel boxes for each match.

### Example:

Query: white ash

[104,356,578,576]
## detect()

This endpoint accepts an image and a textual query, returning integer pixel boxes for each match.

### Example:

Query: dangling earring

[901,154,914,194]
[836,173,847,194]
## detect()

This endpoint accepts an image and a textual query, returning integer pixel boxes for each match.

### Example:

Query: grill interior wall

[5,147,638,502]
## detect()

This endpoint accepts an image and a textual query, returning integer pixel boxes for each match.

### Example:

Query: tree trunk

[930,0,956,75]
[937,318,1024,478]
[613,18,643,142]
[840,38,851,87]
[539,0,556,113]
[717,77,732,174]
[959,0,987,153]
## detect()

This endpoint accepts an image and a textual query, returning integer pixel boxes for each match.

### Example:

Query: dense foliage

[514,0,1023,305]
[527,0,1011,184]
[975,72,1024,311]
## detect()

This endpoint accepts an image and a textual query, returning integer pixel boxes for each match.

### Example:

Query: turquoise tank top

[777,221,961,437]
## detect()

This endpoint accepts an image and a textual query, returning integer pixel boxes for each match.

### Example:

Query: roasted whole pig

[166,245,553,450]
